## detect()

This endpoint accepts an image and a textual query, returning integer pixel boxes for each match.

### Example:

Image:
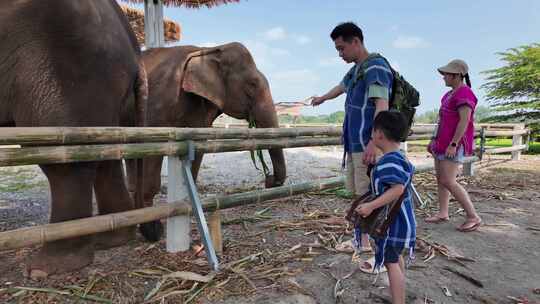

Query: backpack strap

[352,53,393,87]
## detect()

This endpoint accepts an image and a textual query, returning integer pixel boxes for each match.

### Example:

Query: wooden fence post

[463,161,474,177]
[166,155,191,252]
[512,124,525,161]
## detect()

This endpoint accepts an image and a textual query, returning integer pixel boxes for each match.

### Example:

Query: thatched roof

[120,5,181,45]
[121,0,239,8]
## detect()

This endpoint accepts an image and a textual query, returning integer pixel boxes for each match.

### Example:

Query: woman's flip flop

[457,219,482,232]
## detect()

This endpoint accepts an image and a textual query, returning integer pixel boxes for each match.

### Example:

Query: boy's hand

[356,203,374,218]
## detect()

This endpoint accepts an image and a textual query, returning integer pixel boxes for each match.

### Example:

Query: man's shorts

[383,246,404,264]
[345,152,370,196]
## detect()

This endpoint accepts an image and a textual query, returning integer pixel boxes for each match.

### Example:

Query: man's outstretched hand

[311,96,325,106]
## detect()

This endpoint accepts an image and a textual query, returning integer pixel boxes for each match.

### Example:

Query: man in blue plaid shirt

[356,111,416,304]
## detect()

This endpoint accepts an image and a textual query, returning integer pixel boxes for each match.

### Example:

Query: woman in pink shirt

[426,59,482,232]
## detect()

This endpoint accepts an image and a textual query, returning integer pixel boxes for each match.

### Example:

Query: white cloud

[200,42,219,48]
[264,27,287,41]
[243,40,290,70]
[294,35,311,45]
[318,57,345,67]
[392,36,431,49]
[271,69,320,86]
[270,48,290,56]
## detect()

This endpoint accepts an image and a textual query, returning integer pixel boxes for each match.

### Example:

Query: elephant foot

[25,241,94,279]
[265,174,284,188]
[139,220,164,242]
[94,227,136,250]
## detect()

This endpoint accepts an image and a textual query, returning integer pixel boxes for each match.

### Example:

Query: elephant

[126,43,286,222]
[0,0,147,276]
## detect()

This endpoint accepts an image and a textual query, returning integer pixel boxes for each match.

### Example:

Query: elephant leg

[26,163,97,277]
[126,156,164,242]
[94,160,136,249]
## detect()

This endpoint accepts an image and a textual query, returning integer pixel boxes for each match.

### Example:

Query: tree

[474,105,492,122]
[481,43,540,132]
[415,109,439,124]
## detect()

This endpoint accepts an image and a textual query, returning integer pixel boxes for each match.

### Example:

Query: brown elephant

[0,0,147,276]
[127,43,286,220]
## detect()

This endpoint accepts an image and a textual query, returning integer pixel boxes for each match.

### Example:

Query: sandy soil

[0,148,539,303]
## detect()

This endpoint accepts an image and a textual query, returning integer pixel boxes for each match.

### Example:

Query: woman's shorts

[434,146,465,163]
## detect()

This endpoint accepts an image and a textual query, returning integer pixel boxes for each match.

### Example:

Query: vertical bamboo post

[144,0,165,48]
[166,155,191,252]
[512,124,525,161]
[207,211,223,254]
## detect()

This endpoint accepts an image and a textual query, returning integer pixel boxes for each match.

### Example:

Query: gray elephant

[127,43,286,217]
[0,0,147,276]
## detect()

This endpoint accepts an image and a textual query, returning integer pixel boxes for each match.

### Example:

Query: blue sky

[125,0,539,115]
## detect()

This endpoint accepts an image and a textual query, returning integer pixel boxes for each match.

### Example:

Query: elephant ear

[181,49,226,110]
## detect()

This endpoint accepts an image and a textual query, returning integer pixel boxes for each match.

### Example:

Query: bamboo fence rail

[0,137,341,167]
[0,127,342,146]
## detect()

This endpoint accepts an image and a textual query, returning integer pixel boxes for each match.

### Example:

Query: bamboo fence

[0,177,344,250]
[0,123,528,252]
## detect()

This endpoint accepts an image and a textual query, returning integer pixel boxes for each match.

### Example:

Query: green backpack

[354,53,420,140]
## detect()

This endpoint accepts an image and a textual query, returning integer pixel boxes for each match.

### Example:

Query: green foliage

[415,105,492,124]
[474,105,492,122]
[481,43,540,133]
[415,109,439,124]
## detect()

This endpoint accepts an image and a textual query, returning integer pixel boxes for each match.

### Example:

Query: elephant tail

[134,61,148,128]
[134,61,147,209]
[133,61,163,242]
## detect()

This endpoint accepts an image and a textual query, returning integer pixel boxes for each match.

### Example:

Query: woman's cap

[437,59,469,76]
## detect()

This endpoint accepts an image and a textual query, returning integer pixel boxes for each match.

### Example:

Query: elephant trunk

[252,101,287,188]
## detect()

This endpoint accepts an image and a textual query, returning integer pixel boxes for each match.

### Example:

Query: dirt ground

[0,148,539,303]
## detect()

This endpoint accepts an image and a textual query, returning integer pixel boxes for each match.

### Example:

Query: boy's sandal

[358,246,373,254]
[335,239,355,253]
[457,218,482,232]
[358,257,387,274]
[425,215,450,223]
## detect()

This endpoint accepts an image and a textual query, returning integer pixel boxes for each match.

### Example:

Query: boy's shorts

[383,246,404,264]
[345,152,370,196]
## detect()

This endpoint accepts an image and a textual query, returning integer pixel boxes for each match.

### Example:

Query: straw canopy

[120,5,181,45]
[121,0,239,8]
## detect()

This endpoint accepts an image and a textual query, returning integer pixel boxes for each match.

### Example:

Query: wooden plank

[485,144,527,155]
[166,156,191,252]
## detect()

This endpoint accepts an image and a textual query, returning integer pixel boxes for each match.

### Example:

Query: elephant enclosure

[1,147,539,303]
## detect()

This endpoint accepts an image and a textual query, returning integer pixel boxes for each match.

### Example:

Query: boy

[356,111,416,304]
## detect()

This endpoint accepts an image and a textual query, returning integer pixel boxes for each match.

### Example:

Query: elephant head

[180,43,286,187]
